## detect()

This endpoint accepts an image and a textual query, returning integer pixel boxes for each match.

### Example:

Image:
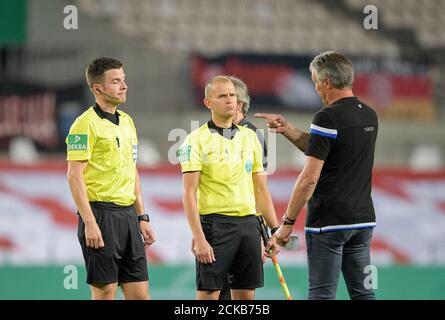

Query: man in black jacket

[260,51,378,300]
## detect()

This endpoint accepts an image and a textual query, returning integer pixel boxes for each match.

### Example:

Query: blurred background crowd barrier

[0,0,444,299]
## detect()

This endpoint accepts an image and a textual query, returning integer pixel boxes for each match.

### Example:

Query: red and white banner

[0,162,444,266]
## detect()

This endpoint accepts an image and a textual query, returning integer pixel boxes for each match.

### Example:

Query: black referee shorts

[196,214,263,291]
[77,202,148,285]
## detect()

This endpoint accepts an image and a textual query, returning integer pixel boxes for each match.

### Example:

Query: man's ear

[203,98,211,110]
[92,83,101,93]
[323,78,331,89]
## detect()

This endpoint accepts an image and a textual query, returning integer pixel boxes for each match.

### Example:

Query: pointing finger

[254,113,275,120]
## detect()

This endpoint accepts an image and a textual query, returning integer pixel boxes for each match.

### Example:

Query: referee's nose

[121,80,128,92]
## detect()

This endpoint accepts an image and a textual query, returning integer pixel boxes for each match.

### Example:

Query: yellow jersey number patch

[133,144,138,162]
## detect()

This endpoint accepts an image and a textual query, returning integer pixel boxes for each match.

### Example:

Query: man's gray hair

[228,76,251,115]
[204,75,233,99]
[309,51,354,89]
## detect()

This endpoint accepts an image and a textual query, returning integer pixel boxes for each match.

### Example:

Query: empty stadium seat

[78,0,403,55]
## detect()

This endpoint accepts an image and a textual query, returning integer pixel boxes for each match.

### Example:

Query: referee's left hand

[265,237,280,258]
[140,221,156,248]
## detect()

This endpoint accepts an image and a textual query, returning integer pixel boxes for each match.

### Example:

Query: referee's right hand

[191,237,215,264]
[84,220,105,249]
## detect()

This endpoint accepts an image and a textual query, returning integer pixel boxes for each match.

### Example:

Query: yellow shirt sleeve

[252,131,265,173]
[66,117,95,161]
[179,133,202,172]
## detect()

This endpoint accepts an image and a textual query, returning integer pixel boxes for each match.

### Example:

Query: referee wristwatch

[138,214,150,222]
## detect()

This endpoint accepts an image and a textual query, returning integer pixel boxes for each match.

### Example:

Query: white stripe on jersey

[310,124,337,135]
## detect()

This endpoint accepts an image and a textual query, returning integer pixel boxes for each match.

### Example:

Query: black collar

[238,117,248,126]
[93,103,120,125]
[207,119,239,140]
[330,96,358,107]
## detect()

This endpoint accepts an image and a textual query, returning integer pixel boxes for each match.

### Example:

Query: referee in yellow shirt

[179,75,279,300]
[66,57,155,300]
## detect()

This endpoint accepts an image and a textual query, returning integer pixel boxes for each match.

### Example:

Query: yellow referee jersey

[66,105,138,206]
[179,120,264,217]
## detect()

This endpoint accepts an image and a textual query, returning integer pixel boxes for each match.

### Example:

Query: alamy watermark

[363,264,378,290]
[63,5,78,30]
[63,4,377,32]
[63,265,78,290]
[363,5,378,30]
[168,121,277,175]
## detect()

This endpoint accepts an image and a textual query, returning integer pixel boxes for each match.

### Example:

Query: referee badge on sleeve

[245,160,253,173]
[177,145,191,162]
[67,134,88,151]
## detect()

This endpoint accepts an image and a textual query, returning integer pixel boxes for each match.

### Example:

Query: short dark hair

[85,57,123,87]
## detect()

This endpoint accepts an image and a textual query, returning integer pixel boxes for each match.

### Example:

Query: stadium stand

[345,0,445,49]
[1,0,445,300]
[79,0,401,55]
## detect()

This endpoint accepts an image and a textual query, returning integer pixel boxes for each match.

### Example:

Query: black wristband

[282,214,296,225]
[138,214,150,222]
[270,227,279,235]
